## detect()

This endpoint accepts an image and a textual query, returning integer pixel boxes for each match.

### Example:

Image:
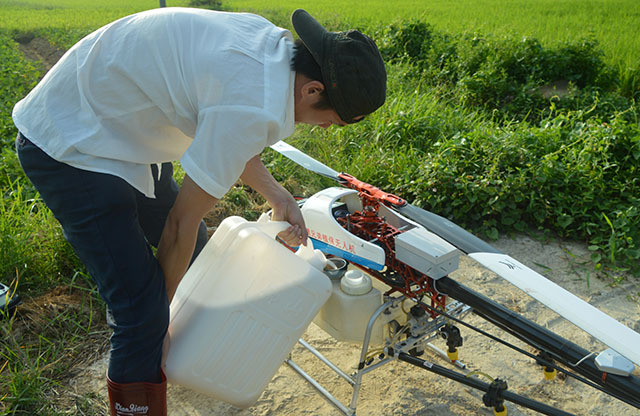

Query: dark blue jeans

[16,133,207,384]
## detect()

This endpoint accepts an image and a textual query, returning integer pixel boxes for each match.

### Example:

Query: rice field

[1,0,638,70]
[227,0,640,72]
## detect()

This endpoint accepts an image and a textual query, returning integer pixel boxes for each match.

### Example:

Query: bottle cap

[340,270,372,295]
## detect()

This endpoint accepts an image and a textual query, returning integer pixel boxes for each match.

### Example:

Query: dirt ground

[17,36,66,74]
[66,234,640,416]
[16,37,640,416]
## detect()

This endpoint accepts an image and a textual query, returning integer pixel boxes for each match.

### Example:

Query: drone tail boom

[436,276,640,408]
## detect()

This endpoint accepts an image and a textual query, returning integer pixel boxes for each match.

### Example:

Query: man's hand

[240,154,308,246]
[270,193,308,247]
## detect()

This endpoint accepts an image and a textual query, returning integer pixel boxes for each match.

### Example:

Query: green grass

[0,33,40,147]
[1,279,109,415]
[2,0,638,71]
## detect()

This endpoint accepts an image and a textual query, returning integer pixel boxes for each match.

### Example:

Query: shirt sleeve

[180,106,280,199]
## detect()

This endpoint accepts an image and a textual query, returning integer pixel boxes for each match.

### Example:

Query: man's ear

[301,80,326,98]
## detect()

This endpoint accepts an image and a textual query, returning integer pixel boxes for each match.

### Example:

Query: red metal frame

[338,173,407,209]
[335,197,446,318]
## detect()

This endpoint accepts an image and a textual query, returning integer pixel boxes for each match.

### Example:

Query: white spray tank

[164,215,331,408]
[313,265,384,345]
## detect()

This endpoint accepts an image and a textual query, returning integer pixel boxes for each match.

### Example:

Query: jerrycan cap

[340,270,372,295]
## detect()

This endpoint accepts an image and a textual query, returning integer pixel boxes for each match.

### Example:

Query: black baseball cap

[291,9,387,124]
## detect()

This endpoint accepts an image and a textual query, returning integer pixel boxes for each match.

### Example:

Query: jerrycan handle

[256,212,291,238]
[257,213,327,270]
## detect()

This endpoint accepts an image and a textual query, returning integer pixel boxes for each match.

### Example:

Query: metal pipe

[426,342,467,369]
[397,352,574,416]
[357,300,396,366]
[298,338,355,386]
[358,357,393,376]
[285,358,354,415]
[350,299,397,409]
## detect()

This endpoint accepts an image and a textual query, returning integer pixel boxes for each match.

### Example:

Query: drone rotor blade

[395,203,500,255]
[469,252,640,367]
[270,141,340,181]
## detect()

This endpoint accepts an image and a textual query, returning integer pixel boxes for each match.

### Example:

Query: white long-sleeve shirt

[13,7,295,198]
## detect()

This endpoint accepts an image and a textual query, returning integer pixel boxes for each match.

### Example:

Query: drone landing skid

[286,297,472,416]
[286,292,578,416]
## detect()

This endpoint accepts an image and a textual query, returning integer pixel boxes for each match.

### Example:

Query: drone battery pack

[395,227,460,279]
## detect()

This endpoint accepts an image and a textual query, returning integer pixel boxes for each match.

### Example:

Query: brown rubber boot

[107,371,167,416]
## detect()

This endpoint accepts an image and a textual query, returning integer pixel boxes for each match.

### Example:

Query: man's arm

[240,154,308,246]
[157,174,218,303]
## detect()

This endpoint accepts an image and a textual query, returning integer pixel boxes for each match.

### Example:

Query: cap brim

[291,9,327,64]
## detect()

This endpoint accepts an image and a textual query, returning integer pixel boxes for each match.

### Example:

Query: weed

[301,65,639,275]
[189,0,224,10]
[380,20,637,122]
[0,33,40,147]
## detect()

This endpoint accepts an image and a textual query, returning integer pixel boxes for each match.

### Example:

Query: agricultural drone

[269,140,640,416]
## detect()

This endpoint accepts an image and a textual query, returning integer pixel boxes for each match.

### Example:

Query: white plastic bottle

[313,269,384,345]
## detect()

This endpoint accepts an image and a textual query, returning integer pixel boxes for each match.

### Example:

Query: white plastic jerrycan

[313,268,384,345]
[164,215,331,408]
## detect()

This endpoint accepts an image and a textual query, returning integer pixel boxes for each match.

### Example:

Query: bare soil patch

[10,285,110,363]
[537,80,571,99]
[16,35,65,75]
[4,285,110,412]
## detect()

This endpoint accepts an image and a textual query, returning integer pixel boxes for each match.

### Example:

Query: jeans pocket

[15,132,29,151]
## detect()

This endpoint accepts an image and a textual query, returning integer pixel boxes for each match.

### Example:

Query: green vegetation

[227,0,640,88]
[268,21,639,275]
[0,21,108,415]
[0,34,40,147]
[0,0,190,49]
[188,0,224,10]
[1,0,638,414]
[270,62,639,275]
